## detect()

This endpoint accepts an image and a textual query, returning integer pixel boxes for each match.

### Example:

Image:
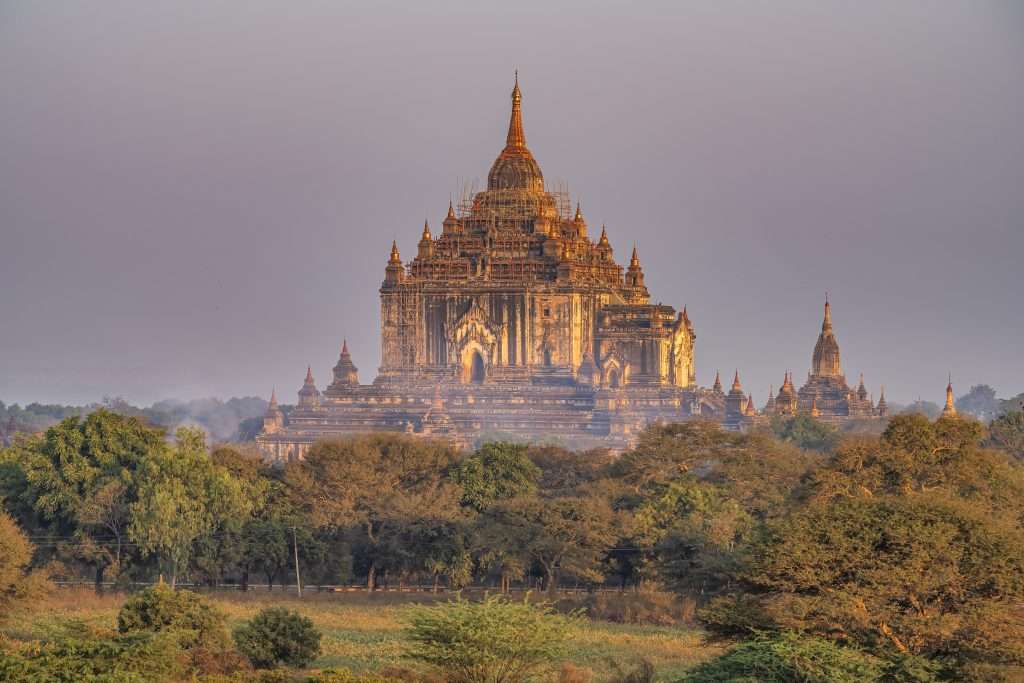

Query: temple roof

[487,74,544,192]
[812,297,842,378]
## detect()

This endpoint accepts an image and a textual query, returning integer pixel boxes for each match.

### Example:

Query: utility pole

[291,526,302,598]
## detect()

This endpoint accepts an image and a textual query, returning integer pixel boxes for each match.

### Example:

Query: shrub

[117,584,230,653]
[307,669,409,683]
[0,631,187,683]
[406,595,576,683]
[567,590,694,626]
[677,632,897,683]
[234,607,322,669]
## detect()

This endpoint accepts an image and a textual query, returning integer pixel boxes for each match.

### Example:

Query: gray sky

[1,1,1022,407]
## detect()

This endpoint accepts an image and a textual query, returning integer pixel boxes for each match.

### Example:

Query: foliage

[451,442,540,511]
[3,410,165,582]
[0,630,188,683]
[129,428,252,584]
[287,434,463,590]
[406,595,575,683]
[955,384,1000,422]
[233,607,322,669]
[987,410,1024,459]
[769,414,840,452]
[117,583,229,651]
[0,511,50,620]
[677,631,898,683]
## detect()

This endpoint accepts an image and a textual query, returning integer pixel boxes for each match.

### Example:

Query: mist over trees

[0,396,268,446]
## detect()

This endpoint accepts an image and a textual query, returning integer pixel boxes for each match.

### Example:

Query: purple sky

[1,1,1022,407]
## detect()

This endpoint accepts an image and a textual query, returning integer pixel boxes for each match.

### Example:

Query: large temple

[257,77,722,462]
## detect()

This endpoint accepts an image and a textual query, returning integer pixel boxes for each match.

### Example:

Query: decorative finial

[390,240,401,262]
[574,202,583,222]
[422,219,431,240]
[342,339,349,354]
[305,365,314,383]
[630,243,639,267]
[447,198,456,219]
[269,387,277,406]
[506,71,525,147]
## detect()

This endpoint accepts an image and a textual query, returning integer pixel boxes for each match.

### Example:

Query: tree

[678,631,921,683]
[769,414,840,452]
[955,384,1000,422]
[129,428,251,586]
[3,409,165,588]
[0,511,49,621]
[451,442,539,511]
[477,493,617,593]
[287,434,462,590]
[406,596,575,683]
[987,410,1024,460]
[234,607,322,669]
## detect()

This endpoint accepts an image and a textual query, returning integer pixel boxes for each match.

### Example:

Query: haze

[1,1,1022,407]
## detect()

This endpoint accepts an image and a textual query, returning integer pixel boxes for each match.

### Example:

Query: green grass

[4,588,722,681]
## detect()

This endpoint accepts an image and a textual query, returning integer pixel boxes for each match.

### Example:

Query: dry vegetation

[7,588,721,680]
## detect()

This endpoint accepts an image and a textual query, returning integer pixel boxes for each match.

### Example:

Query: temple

[257,77,723,462]
[758,298,884,423]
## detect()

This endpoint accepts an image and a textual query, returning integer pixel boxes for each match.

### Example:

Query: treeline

[3,407,1024,679]
[0,396,268,446]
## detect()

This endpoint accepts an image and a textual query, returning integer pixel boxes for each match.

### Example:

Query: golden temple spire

[943,374,957,417]
[447,199,456,220]
[390,240,401,263]
[822,295,833,332]
[574,202,583,222]
[342,338,348,355]
[305,365,314,384]
[630,244,640,268]
[506,71,526,149]
[732,370,743,392]
[421,220,431,240]
[269,387,278,408]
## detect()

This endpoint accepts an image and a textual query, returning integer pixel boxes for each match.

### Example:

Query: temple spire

[506,72,526,149]
[422,220,431,240]
[822,295,833,332]
[713,370,722,393]
[447,199,456,220]
[943,375,957,417]
[732,370,742,392]
[305,365,314,384]
[390,240,401,263]
[630,244,640,268]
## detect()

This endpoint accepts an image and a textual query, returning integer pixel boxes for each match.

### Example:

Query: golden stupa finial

[943,374,957,417]
[506,71,525,148]
[630,243,639,267]
[422,219,431,240]
[574,201,583,222]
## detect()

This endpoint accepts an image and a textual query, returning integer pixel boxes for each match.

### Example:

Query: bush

[677,631,915,683]
[234,607,322,669]
[0,631,188,683]
[117,584,229,650]
[565,590,694,626]
[406,595,576,683]
[307,669,410,683]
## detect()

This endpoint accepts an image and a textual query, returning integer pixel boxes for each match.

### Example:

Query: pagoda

[257,77,722,462]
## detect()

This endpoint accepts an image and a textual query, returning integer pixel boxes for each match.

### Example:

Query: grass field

[4,588,724,681]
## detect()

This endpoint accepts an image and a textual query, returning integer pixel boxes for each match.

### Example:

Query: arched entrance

[470,351,485,384]
[608,369,620,389]
[543,348,553,367]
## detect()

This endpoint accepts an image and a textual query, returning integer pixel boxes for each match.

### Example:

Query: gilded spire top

[732,370,743,392]
[630,244,640,268]
[342,339,349,355]
[389,240,401,263]
[506,72,526,149]
[305,365,314,384]
[421,220,431,240]
[822,296,833,332]
[574,202,584,223]
[446,199,456,220]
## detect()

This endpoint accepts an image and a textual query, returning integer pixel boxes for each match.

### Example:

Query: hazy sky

[1,1,1022,407]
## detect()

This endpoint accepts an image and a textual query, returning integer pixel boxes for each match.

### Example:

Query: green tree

[129,428,251,586]
[451,442,539,511]
[234,607,322,669]
[769,414,840,452]
[287,434,462,590]
[406,596,575,683]
[987,410,1024,460]
[2,409,165,588]
[477,493,617,593]
[117,582,229,651]
[678,631,929,683]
